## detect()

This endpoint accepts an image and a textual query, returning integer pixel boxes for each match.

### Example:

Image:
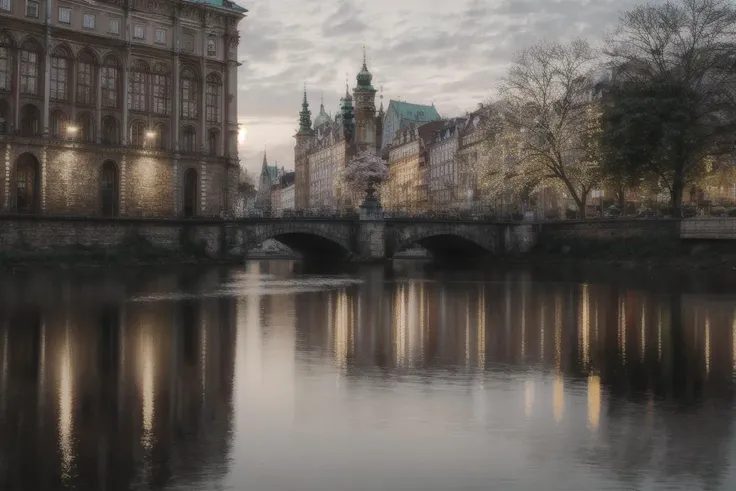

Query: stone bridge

[231,217,536,261]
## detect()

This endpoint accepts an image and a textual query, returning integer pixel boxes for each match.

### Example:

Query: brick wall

[537,219,680,241]
[0,215,226,258]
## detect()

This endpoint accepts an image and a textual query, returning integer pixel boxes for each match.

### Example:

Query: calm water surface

[1,261,736,491]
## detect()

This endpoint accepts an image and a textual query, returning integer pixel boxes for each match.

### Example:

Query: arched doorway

[15,153,39,213]
[100,160,119,217]
[183,168,198,217]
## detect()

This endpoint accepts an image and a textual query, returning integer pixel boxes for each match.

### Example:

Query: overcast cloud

[236,0,664,179]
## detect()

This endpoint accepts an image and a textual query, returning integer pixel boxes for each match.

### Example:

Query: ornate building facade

[0,0,246,217]
[293,52,383,210]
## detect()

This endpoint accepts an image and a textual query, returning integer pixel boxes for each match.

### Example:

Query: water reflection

[0,263,734,490]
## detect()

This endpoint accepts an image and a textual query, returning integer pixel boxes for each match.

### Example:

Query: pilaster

[42,36,51,137]
[2,143,9,211]
[357,201,385,261]
[122,47,130,145]
[120,154,127,215]
[199,159,207,214]
[40,145,47,212]
[95,66,102,143]
[13,54,20,131]
[173,155,181,214]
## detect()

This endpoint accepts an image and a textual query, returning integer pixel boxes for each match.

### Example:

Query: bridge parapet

[680,218,736,239]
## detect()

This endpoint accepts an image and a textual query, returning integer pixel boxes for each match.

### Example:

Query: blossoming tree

[338,150,389,205]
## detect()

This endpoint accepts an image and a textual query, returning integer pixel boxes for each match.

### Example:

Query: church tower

[294,86,314,209]
[353,48,378,153]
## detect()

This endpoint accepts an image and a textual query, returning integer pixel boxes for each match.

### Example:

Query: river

[0,260,735,490]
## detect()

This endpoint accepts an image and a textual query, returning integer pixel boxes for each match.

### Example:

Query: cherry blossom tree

[338,150,389,203]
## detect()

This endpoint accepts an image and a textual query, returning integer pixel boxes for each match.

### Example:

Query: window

[207,129,218,156]
[50,109,68,138]
[76,52,95,105]
[101,115,119,144]
[78,112,94,142]
[182,33,194,52]
[180,67,198,119]
[50,47,70,101]
[0,0,10,11]
[153,123,167,150]
[130,121,146,147]
[133,25,144,40]
[26,0,38,17]
[128,60,148,112]
[15,153,39,213]
[151,64,170,115]
[183,168,197,217]
[58,7,71,24]
[19,104,40,137]
[0,36,10,92]
[83,13,95,29]
[100,161,119,217]
[19,46,39,95]
[101,57,119,108]
[205,74,221,123]
[182,126,196,152]
[155,28,166,45]
[207,36,216,56]
[109,19,120,35]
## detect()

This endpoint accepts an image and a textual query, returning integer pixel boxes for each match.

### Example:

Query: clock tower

[353,48,378,153]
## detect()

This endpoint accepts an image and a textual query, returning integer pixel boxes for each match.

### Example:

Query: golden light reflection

[140,332,155,451]
[521,286,526,359]
[58,326,75,482]
[553,375,564,423]
[539,303,545,361]
[587,375,601,431]
[618,296,627,365]
[524,380,534,418]
[394,285,407,366]
[334,290,349,369]
[201,317,208,400]
[580,284,590,370]
[407,283,418,364]
[38,322,46,420]
[705,313,711,377]
[640,303,646,362]
[658,306,663,362]
[465,293,471,368]
[554,295,562,372]
[477,285,486,369]
[419,284,426,361]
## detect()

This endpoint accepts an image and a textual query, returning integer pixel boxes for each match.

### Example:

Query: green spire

[298,84,312,133]
[356,46,374,90]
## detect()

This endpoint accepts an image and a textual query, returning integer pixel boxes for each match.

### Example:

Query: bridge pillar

[357,201,386,261]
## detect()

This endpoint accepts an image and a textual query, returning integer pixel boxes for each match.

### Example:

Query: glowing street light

[66,125,78,136]
[145,131,156,139]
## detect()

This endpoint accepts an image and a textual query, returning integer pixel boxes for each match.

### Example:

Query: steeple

[356,45,373,89]
[262,147,268,170]
[298,84,312,134]
[378,85,384,115]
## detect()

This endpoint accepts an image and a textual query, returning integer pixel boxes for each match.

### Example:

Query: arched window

[182,126,196,152]
[183,168,198,217]
[153,123,168,150]
[76,50,96,106]
[101,115,119,144]
[0,99,9,134]
[50,109,68,138]
[15,153,39,213]
[101,56,120,109]
[128,59,148,112]
[19,39,41,96]
[19,104,40,136]
[180,66,198,119]
[50,45,70,101]
[0,34,11,93]
[78,112,94,142]
[151,63,170,115]
[100,161,119,217]
[207,129,218,156]
[130,121,146,147]
[205,73,221,123]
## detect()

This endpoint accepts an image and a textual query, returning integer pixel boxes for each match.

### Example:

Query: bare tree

[490,39,603,218]
[604,0,736,216]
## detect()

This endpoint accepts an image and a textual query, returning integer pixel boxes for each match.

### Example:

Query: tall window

[183,168,197,217]
[78,112,94,142]
[26,1,38,17]
[155,28,166,45]
[100,161,118,217]
[207,36,216,56]
[101,56,120,109]
[50,109,67,138]
[133,25,144,40]
[205,73,221,123]
[182,126,196,152]
[83,13,95,29]
[19,104,40,136]
[153,123,167,150]
[0,0,10,12]
[130,121,146,147]
[58,7,71,24]
[180,67,198,119]
[76,51,95,105]
[109,19,120,35]
[151,64,170,115]
[101,115,119,144]
[182,33,194,52]
[208,129,218,156]
[128,60,148,112]
[15,153,39,213]
[19,40,40,95]
[50,46,70,101]
[0,35,10,93]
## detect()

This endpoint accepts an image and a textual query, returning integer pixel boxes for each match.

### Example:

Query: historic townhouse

[0,0,246,217]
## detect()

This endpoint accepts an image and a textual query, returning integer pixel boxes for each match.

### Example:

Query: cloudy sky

[236,0,662,179]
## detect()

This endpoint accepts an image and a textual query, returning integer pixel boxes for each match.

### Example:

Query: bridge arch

[389,223,497,260]
[245,221,354,260]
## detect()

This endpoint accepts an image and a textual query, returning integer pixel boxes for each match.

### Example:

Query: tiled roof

[182,0,248,13]
[389,100,440,123]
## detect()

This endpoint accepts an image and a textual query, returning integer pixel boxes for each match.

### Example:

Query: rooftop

[389,100,441,123]
[182,0,248,14]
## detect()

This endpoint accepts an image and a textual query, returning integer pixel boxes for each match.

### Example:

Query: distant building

[427,118,466,208]
[381,100,441,151]
[255,151,281,209]
[271,171,294,216]
[293,51,383,210]
[384,120,444,211]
